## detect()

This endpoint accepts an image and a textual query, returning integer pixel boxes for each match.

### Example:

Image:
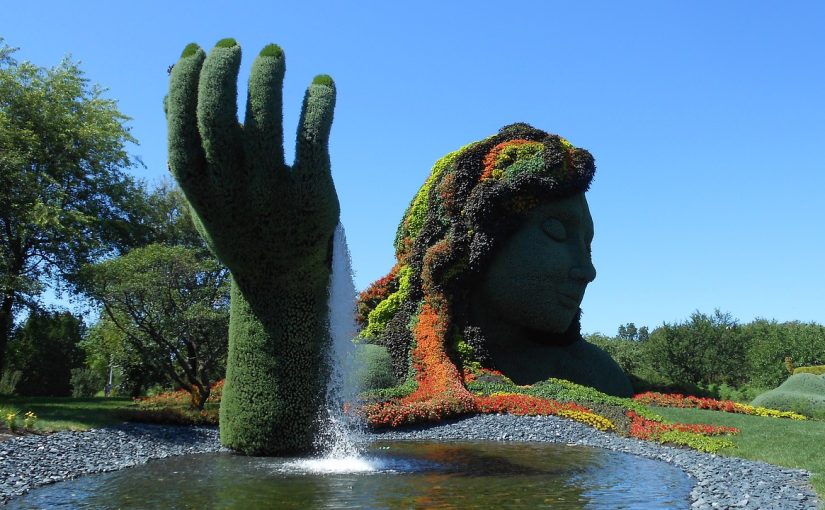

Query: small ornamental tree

[80,244,229,409]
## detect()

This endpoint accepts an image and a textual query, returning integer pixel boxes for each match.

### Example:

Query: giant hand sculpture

[166,39,338,454]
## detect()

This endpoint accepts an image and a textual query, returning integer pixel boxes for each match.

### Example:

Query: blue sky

[4,1,823,335]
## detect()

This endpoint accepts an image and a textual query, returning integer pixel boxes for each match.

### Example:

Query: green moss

[312,74,334,87]
[215,38,238,48]
[180,43,201,58]
[259,43,283,58]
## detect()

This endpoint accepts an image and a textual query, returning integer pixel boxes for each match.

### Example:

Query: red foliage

[634,392,739,414]
[626,410,739,440]
[475,394,590,416]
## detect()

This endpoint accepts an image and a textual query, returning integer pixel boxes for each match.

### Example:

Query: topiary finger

[167,43,208,201]
[244,44,287,177]
[293,75,336,197]
[197,38,244,188]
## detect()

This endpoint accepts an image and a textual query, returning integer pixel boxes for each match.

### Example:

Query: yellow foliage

[558,410,616,431]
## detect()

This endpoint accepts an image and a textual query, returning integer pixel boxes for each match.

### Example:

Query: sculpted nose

[570,257,596,283]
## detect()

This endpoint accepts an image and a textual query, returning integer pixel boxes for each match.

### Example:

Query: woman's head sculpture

[357,123,632,396]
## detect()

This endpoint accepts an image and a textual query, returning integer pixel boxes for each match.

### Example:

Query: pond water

[10,441,692,509]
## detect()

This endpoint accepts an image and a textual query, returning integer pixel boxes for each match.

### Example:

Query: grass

[0,396,132,432]
[656,407,825,498]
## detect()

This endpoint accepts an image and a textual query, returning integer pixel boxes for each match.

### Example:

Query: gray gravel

[0,416,820,509]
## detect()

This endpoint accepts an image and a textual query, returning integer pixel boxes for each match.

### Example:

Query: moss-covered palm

[166,39,338,454]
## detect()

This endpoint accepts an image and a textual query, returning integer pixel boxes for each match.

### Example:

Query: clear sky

[4,1,823,335]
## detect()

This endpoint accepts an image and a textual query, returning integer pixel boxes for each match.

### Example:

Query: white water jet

[312,222,368,467]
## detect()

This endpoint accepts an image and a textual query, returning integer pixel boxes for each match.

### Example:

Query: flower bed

[633,391,807,420]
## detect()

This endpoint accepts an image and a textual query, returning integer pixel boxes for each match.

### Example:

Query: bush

[0,370,21,395]
[585,336,644,376]
[70,369,105,398]
[794,365,825,376]
[354,344,397,390]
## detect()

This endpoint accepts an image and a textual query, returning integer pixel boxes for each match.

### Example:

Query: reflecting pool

[9,441,692,509]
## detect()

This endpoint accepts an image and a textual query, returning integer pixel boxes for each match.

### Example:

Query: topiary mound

[751,373,825,419]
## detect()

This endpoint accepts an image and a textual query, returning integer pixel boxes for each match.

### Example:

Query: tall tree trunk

[0,291,14,370]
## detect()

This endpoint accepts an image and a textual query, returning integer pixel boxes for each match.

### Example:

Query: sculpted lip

[557,291,583,308]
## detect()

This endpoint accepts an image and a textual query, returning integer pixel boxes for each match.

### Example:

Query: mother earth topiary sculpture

[166,39,338,455]
[357,124,633,425]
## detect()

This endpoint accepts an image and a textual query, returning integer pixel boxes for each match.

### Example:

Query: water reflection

[8,441,692,509]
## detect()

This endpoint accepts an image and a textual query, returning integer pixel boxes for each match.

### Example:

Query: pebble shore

[0,416,820,509]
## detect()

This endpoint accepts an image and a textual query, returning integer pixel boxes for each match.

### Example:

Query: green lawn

[656,407,825,497]
[0,396,132,432]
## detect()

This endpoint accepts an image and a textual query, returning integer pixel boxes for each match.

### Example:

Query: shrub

[0,370,21,395]
[354,344,397,390]
[70,369,105,398]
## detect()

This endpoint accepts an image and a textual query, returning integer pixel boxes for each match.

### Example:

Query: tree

[6,309,84,396]
[0,38,142,369]
[618,323,639,341]
[80,316,168,397]
[644,309,746,387]
[80,244,229,408]
[744,319,825,388]
[638,326,649,342]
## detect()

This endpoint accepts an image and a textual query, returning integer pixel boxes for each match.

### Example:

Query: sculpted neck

[467,293,582,385]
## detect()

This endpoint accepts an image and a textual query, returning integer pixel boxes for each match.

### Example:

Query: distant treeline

[586,310,825,401]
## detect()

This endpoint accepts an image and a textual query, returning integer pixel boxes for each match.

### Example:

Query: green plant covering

[794,365,825,376]
[751,373,825,419]
[166,40,339,454]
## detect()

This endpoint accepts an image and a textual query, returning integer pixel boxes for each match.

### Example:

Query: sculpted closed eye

[541,218,567,241]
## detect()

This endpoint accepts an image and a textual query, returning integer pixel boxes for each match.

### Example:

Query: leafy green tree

[585,332,644,377]
[122,179,207,253]
[80,244,229,408]
[644,309,747,387]
[638,326,649,342]
[6,309,84,396]
[745,319,825,388]
[80,315,169,397]
[618,323,639,341]
[0,38,142,369]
